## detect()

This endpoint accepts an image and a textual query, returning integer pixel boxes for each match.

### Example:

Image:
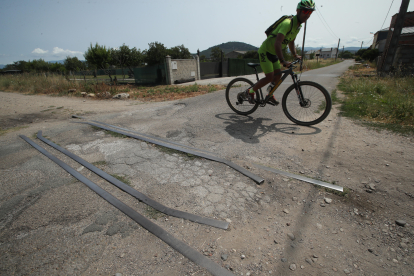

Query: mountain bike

[225,59,332,126]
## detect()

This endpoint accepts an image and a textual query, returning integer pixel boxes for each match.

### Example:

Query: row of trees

[1,42,193,74]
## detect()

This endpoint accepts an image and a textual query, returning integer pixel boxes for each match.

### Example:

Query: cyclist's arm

[288,40,301,60]
[274,34,290,67]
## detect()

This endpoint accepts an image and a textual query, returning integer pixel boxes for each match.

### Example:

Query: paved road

[0,60,356,275]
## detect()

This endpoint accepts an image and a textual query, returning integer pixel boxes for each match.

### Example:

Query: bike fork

[292,74,305,106]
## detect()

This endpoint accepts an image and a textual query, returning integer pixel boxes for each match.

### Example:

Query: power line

[315,6,339,39]
[380,0,395,31]
[314,9,337,39]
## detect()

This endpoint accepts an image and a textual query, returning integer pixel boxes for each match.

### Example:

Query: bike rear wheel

[282,81,332,126]
[225,78,260,116]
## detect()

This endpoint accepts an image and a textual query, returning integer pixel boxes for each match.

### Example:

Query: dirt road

[1,61,413,275]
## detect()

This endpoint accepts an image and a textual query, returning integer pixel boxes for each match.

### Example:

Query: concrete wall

[165,55,200,84]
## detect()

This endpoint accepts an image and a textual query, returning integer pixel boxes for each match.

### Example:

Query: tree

[84,43,111,69]
[110,44,144,78]
[145,42,168,66]
[199,55,207,62]
[168,45,192,59]
[64,56,85,72]
[242,50,259,59]
[84,43,112,80]
[362,49,379,62]
[50,62,66,73]
[339,51,354,59]
[210,46,223,62]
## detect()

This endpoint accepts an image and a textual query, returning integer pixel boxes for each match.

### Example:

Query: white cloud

[52,47,83,57]
[32,48,49,54]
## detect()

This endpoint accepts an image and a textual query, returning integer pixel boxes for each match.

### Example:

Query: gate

[200,62,220,79]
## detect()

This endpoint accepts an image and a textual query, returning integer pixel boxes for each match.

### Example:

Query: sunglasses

[301,10,313,15]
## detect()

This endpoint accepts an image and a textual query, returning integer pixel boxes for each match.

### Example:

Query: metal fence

[133,63,167,85]
[228,58,262,77]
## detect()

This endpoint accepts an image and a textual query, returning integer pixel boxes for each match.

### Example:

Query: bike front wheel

[225,77,259,116]
[282,81,332,126]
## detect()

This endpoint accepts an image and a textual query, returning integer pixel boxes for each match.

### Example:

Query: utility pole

[381,0,410,73]
[342,46,345,58]
[335,38,340,61]
[300,21,307,71]
[360,41,364,50]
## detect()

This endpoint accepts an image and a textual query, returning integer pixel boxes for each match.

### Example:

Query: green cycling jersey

[259,15,302,55]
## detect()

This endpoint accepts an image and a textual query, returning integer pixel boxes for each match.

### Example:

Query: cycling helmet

[297,0,316,10]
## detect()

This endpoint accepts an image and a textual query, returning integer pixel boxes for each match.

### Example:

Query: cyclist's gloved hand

[294,55,302,60]
[281,60,292,68]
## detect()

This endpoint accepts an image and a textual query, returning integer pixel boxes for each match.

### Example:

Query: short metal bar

[252,163,343,192]
[19,135,235,276]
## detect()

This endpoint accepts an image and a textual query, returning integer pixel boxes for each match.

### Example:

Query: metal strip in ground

[72,115,215,155]
[36,131,228,230]
[19,135,235,276]
[75,120,264,184]
[253,163,344,192]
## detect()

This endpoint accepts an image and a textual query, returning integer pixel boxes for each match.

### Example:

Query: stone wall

[165,56,200,85]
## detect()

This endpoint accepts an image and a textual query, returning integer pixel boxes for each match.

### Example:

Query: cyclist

[244,0,316,105]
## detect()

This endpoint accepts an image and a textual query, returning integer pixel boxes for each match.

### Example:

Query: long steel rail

[20,135,235,276]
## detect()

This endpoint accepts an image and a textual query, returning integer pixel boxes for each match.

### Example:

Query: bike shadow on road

[215,113,322,144]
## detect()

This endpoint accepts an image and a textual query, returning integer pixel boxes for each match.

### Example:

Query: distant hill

[0,64,6,69]
[198,43,368,58]
[199,42,259,58]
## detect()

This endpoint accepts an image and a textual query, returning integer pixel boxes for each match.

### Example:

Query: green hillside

[199,41,259,58]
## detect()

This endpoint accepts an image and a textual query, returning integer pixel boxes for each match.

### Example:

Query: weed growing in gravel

[91,126,128,138]
[145,206,164,220]
[110,174,132,186]
[155,145,198,160]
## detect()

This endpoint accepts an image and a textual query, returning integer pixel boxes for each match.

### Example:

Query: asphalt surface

[0,60,356,275]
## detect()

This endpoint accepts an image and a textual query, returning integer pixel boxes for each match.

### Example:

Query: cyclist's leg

[252,49,275,92]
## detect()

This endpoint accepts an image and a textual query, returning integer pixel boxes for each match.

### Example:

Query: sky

[1,0,413,65]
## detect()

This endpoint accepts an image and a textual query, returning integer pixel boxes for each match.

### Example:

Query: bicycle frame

[250,60,305,107]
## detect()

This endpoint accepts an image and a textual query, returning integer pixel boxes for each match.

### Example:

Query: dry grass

[0,73,227,101]
[338,62,414,134]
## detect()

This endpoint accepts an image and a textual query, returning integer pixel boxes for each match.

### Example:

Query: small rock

[368,248,374,253]
[281,258,287,262]
[283,209,289,214]
[286,222,291,226]
[287,233,295,240]
[396,220,406,227]
[68,89,76,93]
[81,92,87,97]
[274,240,278,244]
[221,254,228,261]
[300,265,304,269]
[305,258,313,265]
[324,198,332,204]
[112,93,130,100]
[87,93,95,97]
[241,254,245,259]
[289,264,297,271]
[246,272,251,276]
[400,242,408,248]
[344,268,352,274]
[316,223,323,229]
[392,259,398,263]
[313,255,318,258]
[333,268,337,272]
[312,258,318,263]
[320,203,326,207]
